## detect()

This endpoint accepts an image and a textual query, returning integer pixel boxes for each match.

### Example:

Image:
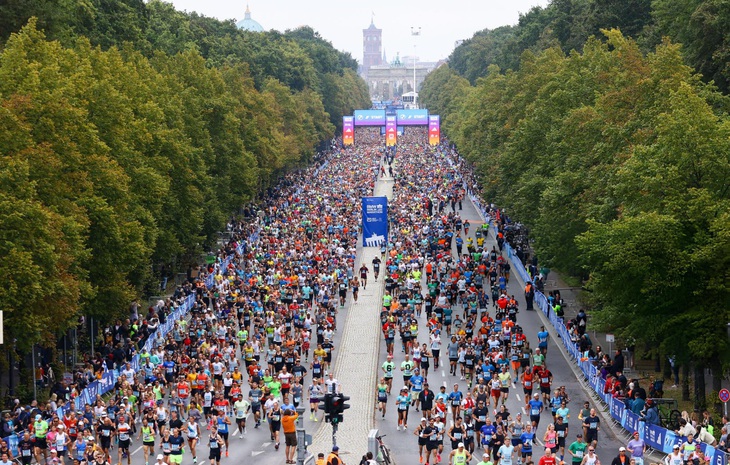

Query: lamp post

[410,26,421,108]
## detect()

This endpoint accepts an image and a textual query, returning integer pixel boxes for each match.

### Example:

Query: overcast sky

[166,0,550,63]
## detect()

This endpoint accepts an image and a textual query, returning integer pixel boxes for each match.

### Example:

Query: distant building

[365,52,443,102]
[236,4,264,32]
[360,20,443,102]
[362,19,383,74]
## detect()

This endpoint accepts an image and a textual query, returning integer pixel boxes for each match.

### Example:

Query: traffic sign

[719,388,730,403]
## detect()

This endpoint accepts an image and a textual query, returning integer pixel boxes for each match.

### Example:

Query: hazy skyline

[166,0,550,63]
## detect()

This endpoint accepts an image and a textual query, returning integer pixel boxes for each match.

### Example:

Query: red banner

[385,115,397,146]
[429,115,440,146]
[343,116,354,145]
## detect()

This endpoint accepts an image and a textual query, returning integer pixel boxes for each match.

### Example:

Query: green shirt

[34,420,49,438]
[568,441,587,463]
[382,361,395,378]
[268,380,282,397]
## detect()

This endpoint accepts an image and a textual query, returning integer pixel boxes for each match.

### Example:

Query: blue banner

[645,423,666,451]
[354,110,386,126]
[396,109,429,125]
[625,411,640,434]
[362,197,388,247]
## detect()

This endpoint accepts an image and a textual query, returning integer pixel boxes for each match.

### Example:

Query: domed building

[236,4,264,32]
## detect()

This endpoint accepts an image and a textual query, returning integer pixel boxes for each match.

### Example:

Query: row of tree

[448,0,730,94]
[0,3,370,354]
[421,30,730,408]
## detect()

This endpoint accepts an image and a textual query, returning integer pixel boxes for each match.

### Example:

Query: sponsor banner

[386,115,397,146]
[362,197,388,247]
[429,115,440,145]
[343,116,354,145]
[644,423,666,451]
[396,109,429,125]
[611,399,627,427]
[354,109,386,126]
[625,410,640,434]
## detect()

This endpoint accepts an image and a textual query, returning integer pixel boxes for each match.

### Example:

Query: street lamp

[410,26,421,108]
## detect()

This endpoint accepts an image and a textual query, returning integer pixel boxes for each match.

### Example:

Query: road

[109,160,625,465]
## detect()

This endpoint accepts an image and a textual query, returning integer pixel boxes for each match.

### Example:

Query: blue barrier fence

[470,214,729,465]
[2,156,337,454]
[3,227,260,456]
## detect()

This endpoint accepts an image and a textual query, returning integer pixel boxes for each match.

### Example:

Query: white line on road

[516,394,521,402]
[132,446,143,456]
[442,370,446,378]
[521,407,526,415]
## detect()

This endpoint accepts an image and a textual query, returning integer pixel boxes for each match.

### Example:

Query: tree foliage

[444,0,730,94]
[0,6,367,351]
[424,29,730,387]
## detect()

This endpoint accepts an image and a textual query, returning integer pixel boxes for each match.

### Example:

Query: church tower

[362,19,383,76]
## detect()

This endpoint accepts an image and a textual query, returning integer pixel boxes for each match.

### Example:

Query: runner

[207,427,224,465]
[230,394,249,437]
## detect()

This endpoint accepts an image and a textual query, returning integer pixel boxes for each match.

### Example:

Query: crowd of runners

[2,125,715,465]
[0,130,392,465]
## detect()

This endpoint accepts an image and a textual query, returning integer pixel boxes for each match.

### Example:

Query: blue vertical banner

[362,197,388,247]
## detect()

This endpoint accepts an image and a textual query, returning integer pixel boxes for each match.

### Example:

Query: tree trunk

[655,351,662,372]
[712,361,723,416]
[663,355,672,380]
[682,364,691,402]
[693,364,706,411]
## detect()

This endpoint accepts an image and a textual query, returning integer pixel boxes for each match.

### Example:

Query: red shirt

[539,456,557,465]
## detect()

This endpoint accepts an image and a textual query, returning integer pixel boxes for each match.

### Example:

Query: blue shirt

[528,399,543,416]
[410,375,424,391]
[521,432,534,452]
[480,424,496,443]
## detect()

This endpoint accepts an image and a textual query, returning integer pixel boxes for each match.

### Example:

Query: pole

[73,328,78,366]
[31,344,37,400]
[296,406,306,465]
[332,422,338,449]
[411,27,421,108]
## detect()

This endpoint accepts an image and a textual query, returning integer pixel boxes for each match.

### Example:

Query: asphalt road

[107,177,624,465]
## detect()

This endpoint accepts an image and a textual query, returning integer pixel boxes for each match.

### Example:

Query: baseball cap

[673,445,680,449]
[157,455,164,461]
[35,414,42,421]
[332,446,339,452]
[619,447,626,452]
[458,443,464,448]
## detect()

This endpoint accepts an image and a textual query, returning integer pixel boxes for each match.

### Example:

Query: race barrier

[485,215,728,465]
[455,166,728,465]
[2,155,337,453]
[2,204,268,454]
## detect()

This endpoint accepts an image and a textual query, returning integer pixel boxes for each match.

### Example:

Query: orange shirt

[281,413,298,434]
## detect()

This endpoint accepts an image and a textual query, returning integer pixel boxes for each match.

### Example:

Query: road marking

[252,451,265,456]
[521,407,526,415]
[516,394,521,402]
[262,442,272,447]
[132,446,143,456]
[442,370,446,378]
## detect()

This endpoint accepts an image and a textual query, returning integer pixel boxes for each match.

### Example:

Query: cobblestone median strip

[308,171,394,457]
